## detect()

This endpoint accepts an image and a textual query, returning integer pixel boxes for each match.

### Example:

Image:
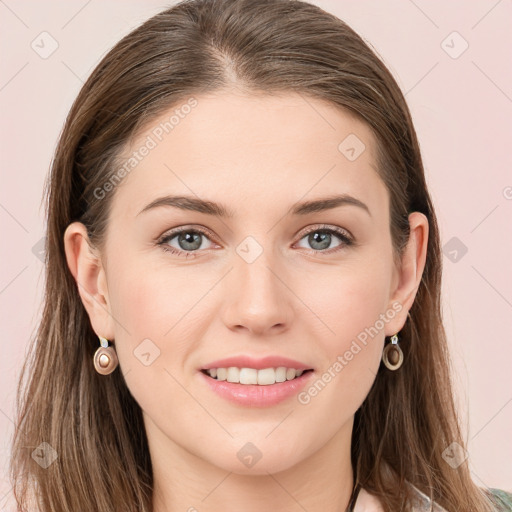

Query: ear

[385,211,429,336]
[63,222,115,341]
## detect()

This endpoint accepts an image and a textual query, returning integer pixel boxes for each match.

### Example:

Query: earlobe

[63,222,115,339]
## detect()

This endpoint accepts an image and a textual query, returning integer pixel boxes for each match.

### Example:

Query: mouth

[200,367,315,385]
[198,366,316,407]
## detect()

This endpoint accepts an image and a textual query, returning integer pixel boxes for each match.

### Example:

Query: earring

[382,333,403,371]
[93,335,119,375]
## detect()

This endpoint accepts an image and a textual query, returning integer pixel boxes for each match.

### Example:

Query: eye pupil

[178,232,202,250]
[309,231,331,250]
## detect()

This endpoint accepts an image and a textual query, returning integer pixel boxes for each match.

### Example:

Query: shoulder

[354,487,385,511]
[355,485,512,511]
[406,483,447,511]
[354,485,446,512]
[408,485,512,511]
[408,484,512,511]
[355,483,448,512]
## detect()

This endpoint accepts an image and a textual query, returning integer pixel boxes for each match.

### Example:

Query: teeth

[205,367,306,385]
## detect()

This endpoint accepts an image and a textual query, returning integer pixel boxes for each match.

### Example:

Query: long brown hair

[9,1,504,510]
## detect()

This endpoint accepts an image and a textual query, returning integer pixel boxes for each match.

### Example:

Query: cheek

[106,267,197,419]
[296,271,387,421]
[106,256,218,383]
[108,253,206,338]
[303,257,390,338]
[296,255,390,396]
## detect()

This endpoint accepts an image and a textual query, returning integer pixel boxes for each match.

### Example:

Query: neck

[148,415,355,512]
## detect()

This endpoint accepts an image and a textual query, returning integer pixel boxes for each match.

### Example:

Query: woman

[9,0,512,510]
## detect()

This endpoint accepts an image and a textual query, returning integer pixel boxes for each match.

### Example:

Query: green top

[488,488,512,511]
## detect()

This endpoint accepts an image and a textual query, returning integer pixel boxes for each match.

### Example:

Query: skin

[64,89,428,512]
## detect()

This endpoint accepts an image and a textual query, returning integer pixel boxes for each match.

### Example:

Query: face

[67,89,425,478]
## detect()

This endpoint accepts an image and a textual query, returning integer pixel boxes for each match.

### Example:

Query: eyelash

[156,224,354,258]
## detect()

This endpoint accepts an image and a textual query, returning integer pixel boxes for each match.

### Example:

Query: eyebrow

[137,193,371,218]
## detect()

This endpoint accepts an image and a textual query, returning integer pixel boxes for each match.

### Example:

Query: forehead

[109,90,387,221]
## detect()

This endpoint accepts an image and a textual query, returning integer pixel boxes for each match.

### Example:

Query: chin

[205,441,307,476]
[220,457,301,476]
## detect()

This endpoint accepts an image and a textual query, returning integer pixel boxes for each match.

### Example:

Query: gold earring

[93,335,119,375]
[382,333,403,371]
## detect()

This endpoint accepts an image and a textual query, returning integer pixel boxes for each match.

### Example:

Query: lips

[200,355,313,371]
[198,367,315,407]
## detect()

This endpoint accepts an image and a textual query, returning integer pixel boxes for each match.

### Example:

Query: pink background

[1,0,511,507]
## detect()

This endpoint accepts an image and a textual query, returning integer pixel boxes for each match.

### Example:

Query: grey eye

[161,229,213,253]
[175,231,203,251]
[296,229,348,252]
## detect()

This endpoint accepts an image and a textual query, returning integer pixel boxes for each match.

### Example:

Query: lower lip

[198,370,314,407]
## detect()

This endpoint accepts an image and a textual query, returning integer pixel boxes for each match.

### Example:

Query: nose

[220,248,294,337]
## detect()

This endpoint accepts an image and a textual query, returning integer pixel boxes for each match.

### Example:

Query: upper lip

[201,355,313,371]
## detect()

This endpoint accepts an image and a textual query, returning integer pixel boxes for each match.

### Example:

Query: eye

[157,226,216,258]
[295,224,353,254]
[157,224,354,258]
